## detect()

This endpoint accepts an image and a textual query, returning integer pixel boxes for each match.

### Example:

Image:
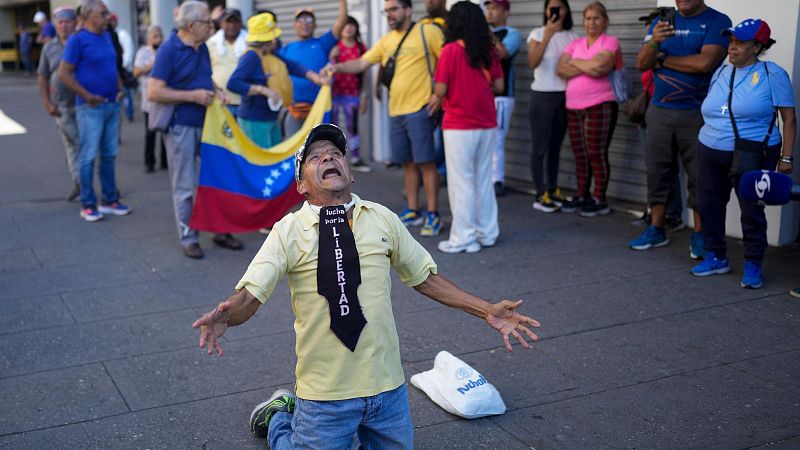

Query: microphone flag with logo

[739,170,793,205]
[317,205,367,351]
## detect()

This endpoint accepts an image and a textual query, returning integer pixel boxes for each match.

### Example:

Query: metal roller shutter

[504,0,655,203]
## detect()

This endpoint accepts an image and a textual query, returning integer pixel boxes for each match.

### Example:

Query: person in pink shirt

[330,16,371,172]
[429,1,504,254]
[556,1,621,217]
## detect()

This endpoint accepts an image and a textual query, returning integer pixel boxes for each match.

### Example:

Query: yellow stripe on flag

[201,85,332,166]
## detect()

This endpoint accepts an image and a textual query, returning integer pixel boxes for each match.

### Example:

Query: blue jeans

[76,102,120,207]
[268,384,413,449]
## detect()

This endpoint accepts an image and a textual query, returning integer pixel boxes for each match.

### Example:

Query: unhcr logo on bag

[456,374,489,395]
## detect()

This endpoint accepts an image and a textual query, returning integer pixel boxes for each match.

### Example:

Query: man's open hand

[485,300,540,352]
[192,301,232,356]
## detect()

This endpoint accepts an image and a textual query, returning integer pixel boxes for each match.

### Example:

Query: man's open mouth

[322,168,341,179]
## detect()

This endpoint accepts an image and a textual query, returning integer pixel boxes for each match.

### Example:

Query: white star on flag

[271,169,280,178]
[266,178,274,186]
[262,186,272,197]
[281,161,291,171]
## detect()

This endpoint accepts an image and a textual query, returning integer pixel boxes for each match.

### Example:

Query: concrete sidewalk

[1,75,799,449]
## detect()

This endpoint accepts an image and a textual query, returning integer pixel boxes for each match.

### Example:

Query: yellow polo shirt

[209,39,242,106]
[236,194,438,401]
[362,23,443,117]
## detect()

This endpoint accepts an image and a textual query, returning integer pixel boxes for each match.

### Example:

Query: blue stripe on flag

[198,142,296,200]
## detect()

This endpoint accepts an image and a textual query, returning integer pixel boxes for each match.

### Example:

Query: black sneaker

[250,389,296,438]
[579,200,611,218]
[351,158,372,173]
[560,196,587,213]
[664,216,686,232]
[532,191,559,213]
[630,211,651,227]
[548,189,566,207]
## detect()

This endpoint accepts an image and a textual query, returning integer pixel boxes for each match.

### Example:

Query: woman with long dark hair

[330,16,370,172]
[430,1,504,253]
[527,0,577,212]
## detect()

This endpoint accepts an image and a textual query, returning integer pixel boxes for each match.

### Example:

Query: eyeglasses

[382,6,402,15]
[192,19,213,27]
[296,16,314,24]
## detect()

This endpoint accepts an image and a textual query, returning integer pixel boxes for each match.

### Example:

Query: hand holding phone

[658,7,675,28]
[549,6,560,22]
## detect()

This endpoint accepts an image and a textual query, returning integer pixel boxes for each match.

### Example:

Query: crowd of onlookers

[30,0,797,293]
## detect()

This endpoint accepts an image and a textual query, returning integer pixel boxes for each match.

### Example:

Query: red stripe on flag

[189,185,304,234]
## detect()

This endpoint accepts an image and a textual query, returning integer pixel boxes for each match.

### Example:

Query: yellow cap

[246,12,281,43]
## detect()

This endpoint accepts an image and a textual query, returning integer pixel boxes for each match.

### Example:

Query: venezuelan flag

[189,85,333,233]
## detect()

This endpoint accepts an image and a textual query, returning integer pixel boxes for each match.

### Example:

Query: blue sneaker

[398,208,423,227]
[79,206,103,222]
[628,225,669,250]
[689,231,705,260]
[99,201,132,216]
[690,252,731,277]
[740,261,763,289]
[420,211,442,237]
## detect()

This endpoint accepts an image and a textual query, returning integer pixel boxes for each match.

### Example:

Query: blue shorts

[389,106,436,164]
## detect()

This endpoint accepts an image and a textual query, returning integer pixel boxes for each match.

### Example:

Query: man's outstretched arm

[413,273,540,352]
[192,288,262,356]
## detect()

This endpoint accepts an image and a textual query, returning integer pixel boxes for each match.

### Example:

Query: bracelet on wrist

[780,156,793,163]
[647,40,659,50]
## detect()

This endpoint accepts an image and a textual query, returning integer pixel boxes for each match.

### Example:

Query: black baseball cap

[220,8,242,22]
[295,124,348,181]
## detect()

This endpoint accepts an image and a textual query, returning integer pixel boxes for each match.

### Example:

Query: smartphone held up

[549,6,560,22]
[658,6,675,28]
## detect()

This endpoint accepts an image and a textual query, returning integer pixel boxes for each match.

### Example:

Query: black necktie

[317,205,367,352]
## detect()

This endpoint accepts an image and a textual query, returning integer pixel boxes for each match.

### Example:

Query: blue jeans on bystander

[268,383,413,449]
[76,101,120,207]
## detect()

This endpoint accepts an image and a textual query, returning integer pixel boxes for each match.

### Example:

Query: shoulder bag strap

[420,24,434,89]
[727,65,740,140]
[762,61,777,142]
[392,22,415,60]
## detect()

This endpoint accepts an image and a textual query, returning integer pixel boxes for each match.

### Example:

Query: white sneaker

[437,240,481,254]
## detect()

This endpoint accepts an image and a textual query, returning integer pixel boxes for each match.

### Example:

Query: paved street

[1,74,799,449]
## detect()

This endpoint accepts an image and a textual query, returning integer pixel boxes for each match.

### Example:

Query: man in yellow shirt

[192,124,540,448]
[333,0,445,238]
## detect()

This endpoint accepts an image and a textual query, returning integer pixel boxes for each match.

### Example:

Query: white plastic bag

[410,351,506,419]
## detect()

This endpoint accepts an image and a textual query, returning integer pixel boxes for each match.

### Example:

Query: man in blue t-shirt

[59,0,130,222]
[628,0,731,260]
[277,0,348,136]
[148,1,245,260]
[485,0,520,197]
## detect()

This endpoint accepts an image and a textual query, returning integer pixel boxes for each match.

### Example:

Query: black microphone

[739,170,799,205]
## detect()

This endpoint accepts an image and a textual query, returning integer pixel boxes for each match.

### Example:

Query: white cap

[33,11,46,23]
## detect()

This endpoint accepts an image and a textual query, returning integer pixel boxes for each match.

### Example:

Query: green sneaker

[249,389,296,438]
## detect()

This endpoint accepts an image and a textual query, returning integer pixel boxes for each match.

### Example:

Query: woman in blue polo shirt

[691,19,796,289]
